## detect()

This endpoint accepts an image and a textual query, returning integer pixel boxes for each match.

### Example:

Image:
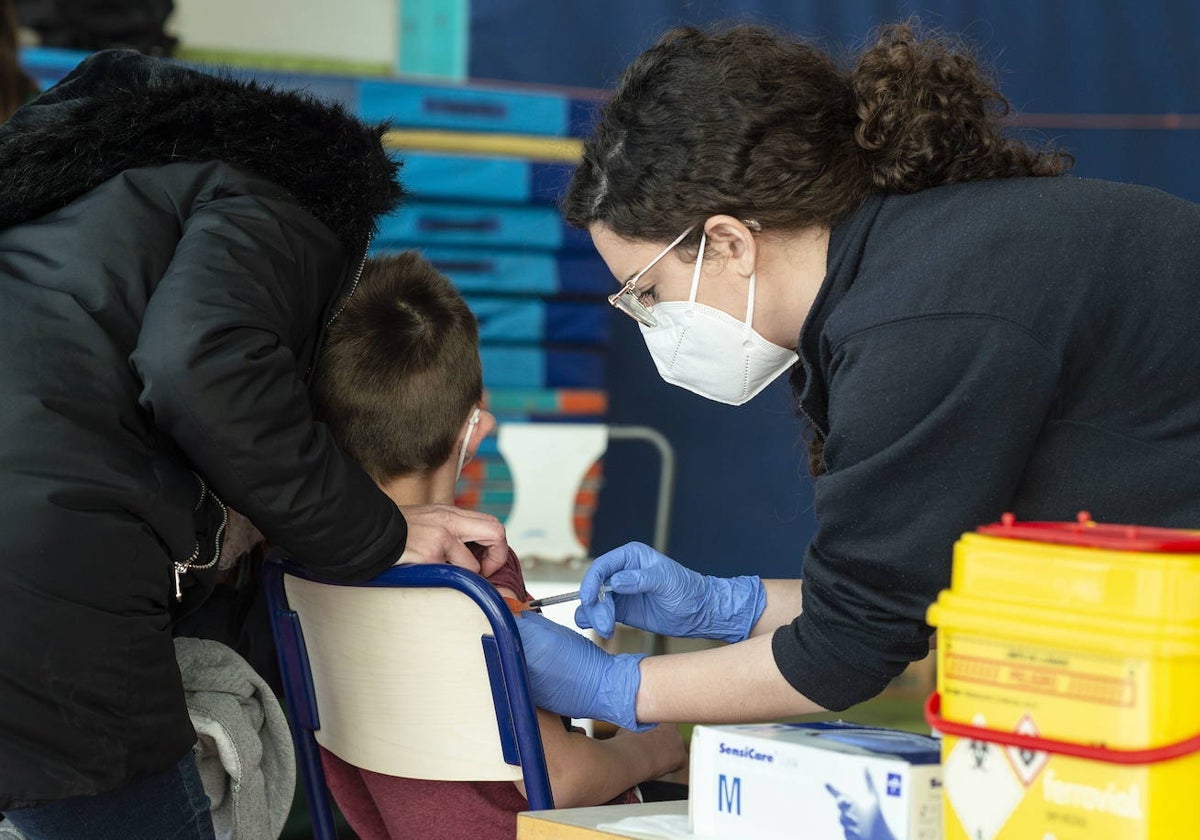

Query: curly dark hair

[566,21,1071,239]
[565,20,1073,475]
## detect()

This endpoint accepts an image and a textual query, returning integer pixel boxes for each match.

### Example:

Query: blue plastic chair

[264,551,553,840]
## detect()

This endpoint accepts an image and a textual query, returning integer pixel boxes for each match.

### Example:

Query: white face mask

[639,232,799,406]
[455,407,481,478]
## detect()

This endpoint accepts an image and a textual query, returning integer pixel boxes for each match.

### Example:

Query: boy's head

[312,252,488,484]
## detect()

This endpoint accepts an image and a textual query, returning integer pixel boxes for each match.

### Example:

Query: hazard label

[1003,713,1049,787]
[944,715,1025,840]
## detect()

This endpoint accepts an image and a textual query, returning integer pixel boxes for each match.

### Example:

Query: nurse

[515,22,1200,731]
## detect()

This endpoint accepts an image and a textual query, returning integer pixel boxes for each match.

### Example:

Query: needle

[527,585,613,609]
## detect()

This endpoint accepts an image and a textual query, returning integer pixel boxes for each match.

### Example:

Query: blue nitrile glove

[825,769,897,840]
[574,542,767,644]
[515,608,653,732]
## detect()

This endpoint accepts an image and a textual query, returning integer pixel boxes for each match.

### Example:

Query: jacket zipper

[171,239,370,600]
[324,236,372,330]
[174,473,229,601]
[304,237,372,381]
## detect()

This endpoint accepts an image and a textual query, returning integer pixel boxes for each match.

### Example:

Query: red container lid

[978,511,1200,553]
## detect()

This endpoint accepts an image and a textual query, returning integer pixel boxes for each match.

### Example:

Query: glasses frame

[606,226,697,327]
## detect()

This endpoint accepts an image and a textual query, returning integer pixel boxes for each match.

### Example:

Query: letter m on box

[718,774,742,815]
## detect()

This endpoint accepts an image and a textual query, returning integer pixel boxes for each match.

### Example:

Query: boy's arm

[515,709,687,809]
[493,582,685,807]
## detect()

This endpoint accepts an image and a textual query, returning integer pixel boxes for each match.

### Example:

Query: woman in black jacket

[512,23,1200,735]
[0,51,506,838]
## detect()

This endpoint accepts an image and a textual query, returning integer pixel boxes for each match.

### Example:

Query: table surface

[517,800,688,839]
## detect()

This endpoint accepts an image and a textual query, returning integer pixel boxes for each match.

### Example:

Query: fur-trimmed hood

[0,50,402,253]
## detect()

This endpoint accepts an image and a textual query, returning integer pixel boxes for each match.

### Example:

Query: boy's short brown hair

[312,252,482,482]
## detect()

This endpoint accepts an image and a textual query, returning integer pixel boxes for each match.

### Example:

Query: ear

[703,215,758,279]
[464,409,496,464]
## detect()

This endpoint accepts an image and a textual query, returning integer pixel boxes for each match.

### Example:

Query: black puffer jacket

[0,51,409,808]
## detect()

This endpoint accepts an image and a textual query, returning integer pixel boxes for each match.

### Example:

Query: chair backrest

[497,422,676,563]
[498,422,609,562]
[264,553,553,840]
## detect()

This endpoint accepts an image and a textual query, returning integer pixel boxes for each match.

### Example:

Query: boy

[310,252,687,840]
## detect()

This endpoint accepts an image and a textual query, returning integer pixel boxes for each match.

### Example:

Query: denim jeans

[2,750,215,840]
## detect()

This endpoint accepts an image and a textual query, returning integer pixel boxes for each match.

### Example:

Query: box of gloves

[689,721,943,840]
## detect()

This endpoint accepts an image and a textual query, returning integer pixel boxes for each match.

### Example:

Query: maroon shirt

[319,550,637,840]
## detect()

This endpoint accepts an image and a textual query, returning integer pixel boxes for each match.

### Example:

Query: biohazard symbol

[969,739,989,769]
[1003,713,1049,787]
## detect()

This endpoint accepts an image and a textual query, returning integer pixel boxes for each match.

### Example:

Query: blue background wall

[469,1,1200,578]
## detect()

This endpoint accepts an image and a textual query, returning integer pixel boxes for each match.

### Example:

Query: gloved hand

[515,608,653,732]
[825,769,897,840]
[574,542,766,644]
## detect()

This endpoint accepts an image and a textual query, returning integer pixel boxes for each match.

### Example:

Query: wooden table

[517,800,689,839]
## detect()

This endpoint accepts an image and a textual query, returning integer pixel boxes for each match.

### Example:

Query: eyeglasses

[607,226,696,327]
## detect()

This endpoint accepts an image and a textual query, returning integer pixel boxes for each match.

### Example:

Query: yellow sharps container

[926,513,1200,839]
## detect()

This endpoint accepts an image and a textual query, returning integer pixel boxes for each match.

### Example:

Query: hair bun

[851,22,1070,192]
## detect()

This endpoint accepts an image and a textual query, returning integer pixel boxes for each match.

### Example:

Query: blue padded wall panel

[480,347,605,388]
[359,79,570,135]
[376,202,591,250]
[395,247,556,295]
[399,153,532,203]
[543,301,610,345]
[470,297,545,342]
[1044,130,1200,203]
[398,153,576,205]
[470,1,1200,113]
[481,347,544,388]
[557,255,614,296]
[529,162,578,204]
[383,247,613,298]
[469,297,609,344]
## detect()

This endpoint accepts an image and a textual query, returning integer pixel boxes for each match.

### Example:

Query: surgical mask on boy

[455,407,481,478]
[639,232,799,406]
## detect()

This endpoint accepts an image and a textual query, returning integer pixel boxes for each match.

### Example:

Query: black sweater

[774,177,1200,710]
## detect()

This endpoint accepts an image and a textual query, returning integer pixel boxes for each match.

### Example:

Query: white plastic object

[498,422,608,563]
